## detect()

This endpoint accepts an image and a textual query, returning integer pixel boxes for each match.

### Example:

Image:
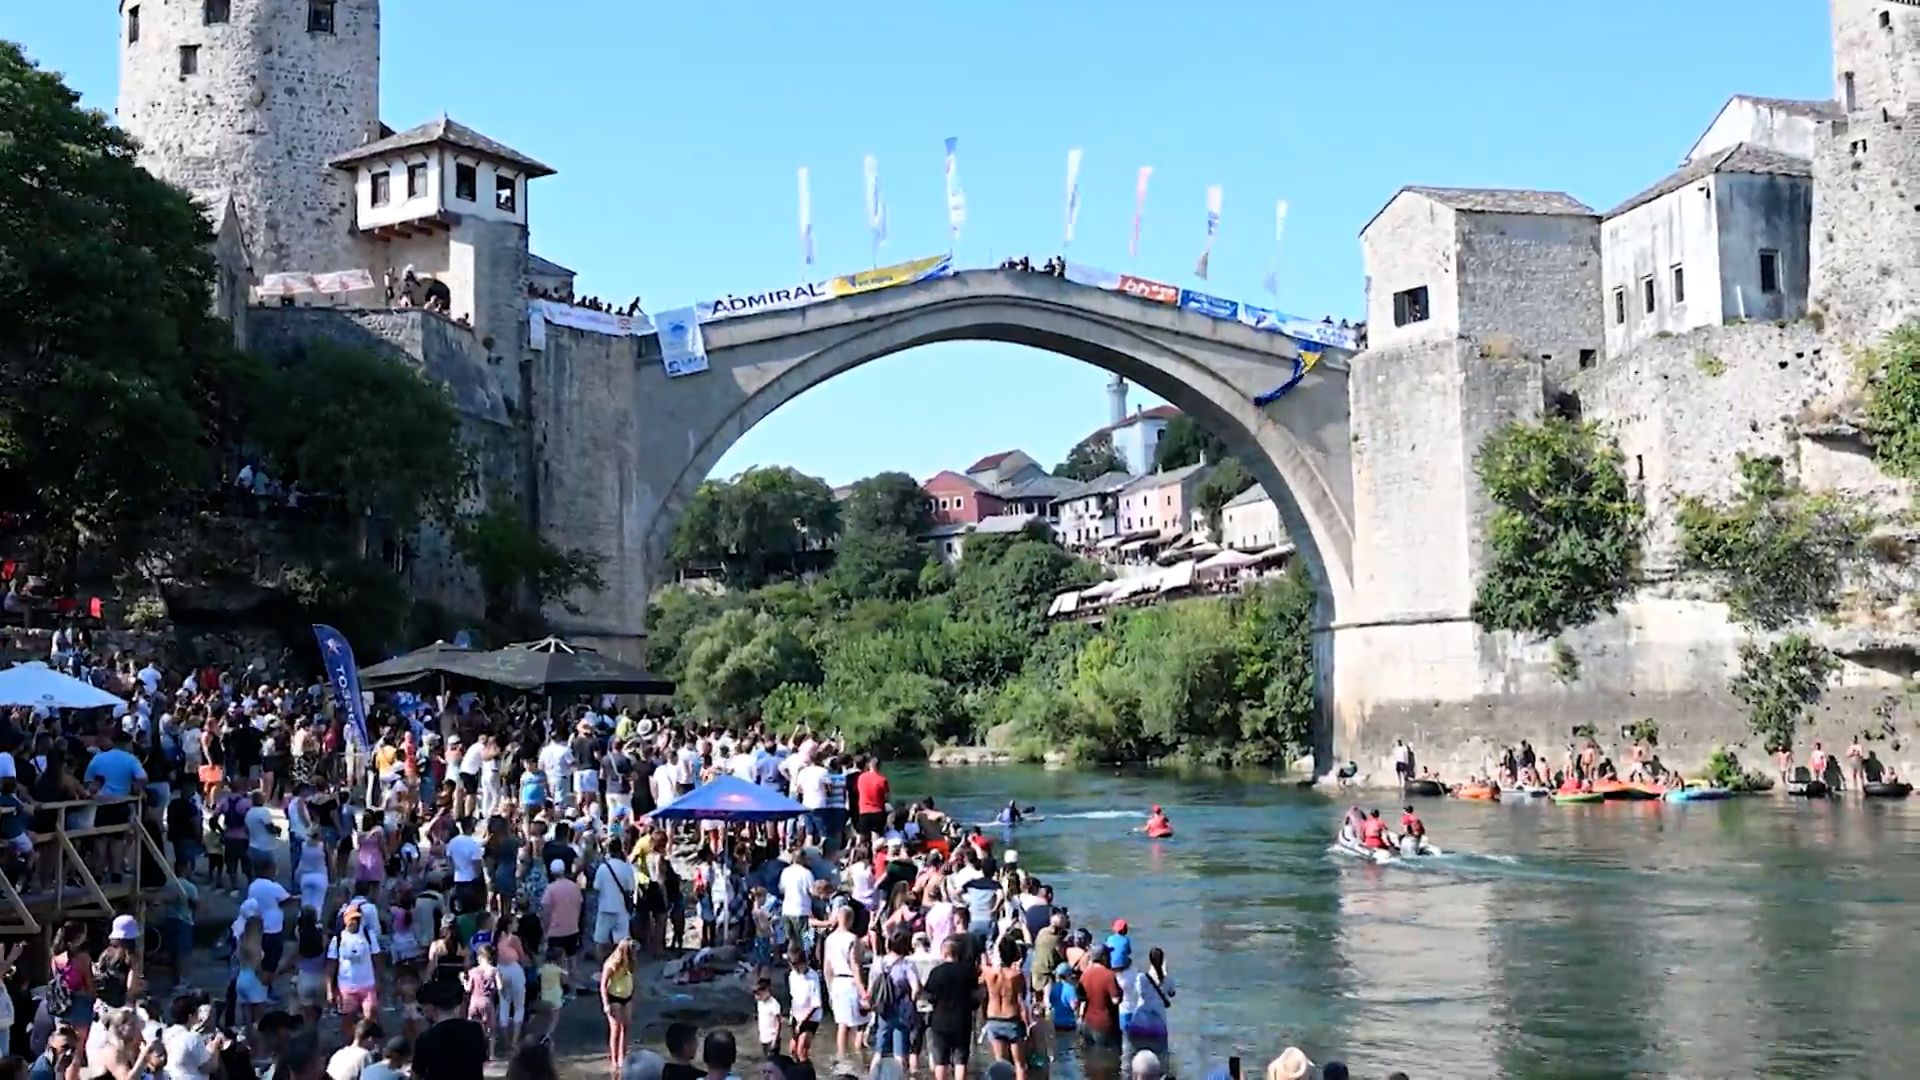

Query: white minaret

[117,0,383,276]
[1107,375,1128,427]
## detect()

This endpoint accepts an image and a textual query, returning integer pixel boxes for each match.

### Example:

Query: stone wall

[1456,212,1602,386]
[1810,108,1920,345]
[1360,194,1459,350]
[118,0,382,277]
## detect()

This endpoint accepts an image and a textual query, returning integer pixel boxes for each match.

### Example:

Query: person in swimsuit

[600,938,637,1075]
[983,934,1033,1080]
[1846,736,1868,792]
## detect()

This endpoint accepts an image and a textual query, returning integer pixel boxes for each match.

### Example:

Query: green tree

[1470,418,1643,637]
[253,343,470,554]
[0,42,257,573]
[1055,433,1125,481]
[669,466,839,587]
[1193,458,1253,538]
[1859,321,1920,480]
[1153,414,1228,471]
[951,534,1101,635]
[452,504,605,620]
[1730,634,1837,754]
[678,608,821,719]
[841,472,932,535]
[1678,455,1867,629]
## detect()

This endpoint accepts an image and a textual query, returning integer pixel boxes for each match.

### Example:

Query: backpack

[221,795,248,834]
[869,958,907,1022]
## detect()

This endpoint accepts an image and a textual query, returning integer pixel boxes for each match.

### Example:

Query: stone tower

[1811,0,1920,341]
[116,0,382,277]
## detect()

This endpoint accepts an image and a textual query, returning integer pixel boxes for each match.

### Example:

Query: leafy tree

[452,504,605,620]
[1194,458,1253,538]
[1470,418,1643,637]
[252,343,470,554]
[1859,321,1920,480]
[0,42,257,572]
[1153,414,1228,471]
[832,529,936,603]
[951,535,1101,635]
[669,466,839,587]
[283,558,412,656]
[645,587,743,679]
[678,608,821,719]
[1055,433,1125,481]
[841,472,931,536]
[1730,634,1837,754]
[1678,455,1867,629]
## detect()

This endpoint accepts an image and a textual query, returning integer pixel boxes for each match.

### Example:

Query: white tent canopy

[1199,548,1263,573]
[0,662,126,710]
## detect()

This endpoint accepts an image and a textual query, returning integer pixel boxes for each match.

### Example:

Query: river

[894,764,1920,1080]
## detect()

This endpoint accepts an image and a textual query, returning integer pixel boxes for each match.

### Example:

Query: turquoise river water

[893,764,1920,1080]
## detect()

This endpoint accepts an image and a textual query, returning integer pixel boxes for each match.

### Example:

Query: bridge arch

[632,270,1356,623]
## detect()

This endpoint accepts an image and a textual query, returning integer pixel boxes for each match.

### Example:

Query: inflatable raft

[1403,778,1447,797]
[1454,784,1501,802]
[1552,791,1604,804]
[1593,780,1663,801]
[1665,786,1733,802]
[1786,778,1830,797]
[1863,781,1913,798]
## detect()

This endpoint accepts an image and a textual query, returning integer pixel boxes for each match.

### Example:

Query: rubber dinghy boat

[1864,781,1914,798]
[1334,835,1443,864]
[1665,786,1733,802]
[1552,790,1604,804]
[1403,778,1447,797]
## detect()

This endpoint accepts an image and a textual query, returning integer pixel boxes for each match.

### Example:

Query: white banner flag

[944,137,966,244]
[864,153,888,256]
[798,167,814,266]
[1131,166,1152,258]
[657,307,709,378]
[1064,148,1084,246]
[1263,199,1288,295]
[1195,184,1223,280]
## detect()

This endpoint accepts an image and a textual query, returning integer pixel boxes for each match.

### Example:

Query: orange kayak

[1593,780,1661,801]
[1454,784,1501,802]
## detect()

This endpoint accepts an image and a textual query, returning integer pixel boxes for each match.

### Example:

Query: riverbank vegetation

[1470,418,1643,637]
[1678,456,1868,629]
[656,472,1320,766]
[1730,634,1839,755]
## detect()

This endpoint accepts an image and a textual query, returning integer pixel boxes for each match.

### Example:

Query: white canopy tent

[1198,548,1263,575]
[0,662,127,710]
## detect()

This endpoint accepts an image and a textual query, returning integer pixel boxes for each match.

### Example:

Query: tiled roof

[966,450,1019,473]
[1120,462,1210,496]
[995,473,1077,501]
[529,253,575,278]
[1404,186,1595,216]
[1055,470,1136,502]
[923,469,988,492]
[1224,484,1270,509]
[1605,142,1812,219]
[330,117,556,177]
[1735,95,1842,120]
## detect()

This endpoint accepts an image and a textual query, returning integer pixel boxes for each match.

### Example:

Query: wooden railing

[0,796,184,936]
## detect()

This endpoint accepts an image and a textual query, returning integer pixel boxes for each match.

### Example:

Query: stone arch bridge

[531,268,1357,633]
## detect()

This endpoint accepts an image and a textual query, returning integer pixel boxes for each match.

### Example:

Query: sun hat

[1268,1048,1314,1080]
[109,915,138,941]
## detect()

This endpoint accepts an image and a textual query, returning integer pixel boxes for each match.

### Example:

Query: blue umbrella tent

[647,774,805,823]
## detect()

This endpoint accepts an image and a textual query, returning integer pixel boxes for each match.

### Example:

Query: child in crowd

[754,979,782,1059]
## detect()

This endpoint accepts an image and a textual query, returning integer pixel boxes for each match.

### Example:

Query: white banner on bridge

[656,307,709,378]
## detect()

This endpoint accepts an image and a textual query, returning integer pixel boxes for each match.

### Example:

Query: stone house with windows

[1116,464,1211,537]
[922,470,1002,526]
[1053,471,1132,547]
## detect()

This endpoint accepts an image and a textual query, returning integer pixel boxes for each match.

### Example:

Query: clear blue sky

[3,2,1828,487]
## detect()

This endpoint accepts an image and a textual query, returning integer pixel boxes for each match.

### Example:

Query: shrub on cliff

[1677,456,1868,629]
[1729,634,1838,755]
[1859,321,1920,480]
[1470,419,1643,637]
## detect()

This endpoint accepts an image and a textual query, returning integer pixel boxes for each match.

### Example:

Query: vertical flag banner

[1263,199,1289,295]
[797,167,815,266]
[944,137,967,244]
[863,153,888,261]
[312,624,369,750]
[1131,166,1153,258]
[1195,184,1223,280]
[1064,148,1084,246]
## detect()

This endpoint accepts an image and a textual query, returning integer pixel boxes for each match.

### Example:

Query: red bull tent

[647,774,804,823]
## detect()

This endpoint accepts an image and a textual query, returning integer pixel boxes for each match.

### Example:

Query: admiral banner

[699,253,951,323]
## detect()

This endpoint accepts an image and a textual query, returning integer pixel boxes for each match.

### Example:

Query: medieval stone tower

[1811,0,1920,342]
[116,0,382,277]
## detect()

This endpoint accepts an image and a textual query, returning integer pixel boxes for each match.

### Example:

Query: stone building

[117,0,381,279]
[1685,95,1839,163]
[1601,143,1813,358]
[1360,187,1603,382]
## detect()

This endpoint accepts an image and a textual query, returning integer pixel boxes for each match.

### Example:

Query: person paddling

[1134,806,1173,839]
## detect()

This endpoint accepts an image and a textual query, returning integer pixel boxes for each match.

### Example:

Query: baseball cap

[1111,919,1128,933]
[1053,962,1072,977]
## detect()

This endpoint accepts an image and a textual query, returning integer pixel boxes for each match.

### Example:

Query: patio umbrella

[445,636,674,696]
[647,774,804,823]
[0,662,127,710]
[358,640,476,690]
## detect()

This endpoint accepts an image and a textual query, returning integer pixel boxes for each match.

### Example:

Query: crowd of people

[525,284,645,319]
[0,638,1396,1080]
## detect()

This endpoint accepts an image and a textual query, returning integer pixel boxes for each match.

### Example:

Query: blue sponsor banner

[1179,289,1239,320]
[312,624,369,751]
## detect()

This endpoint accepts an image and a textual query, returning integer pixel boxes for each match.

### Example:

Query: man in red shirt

[854,755,891,845]
[1075,945,1123,1050]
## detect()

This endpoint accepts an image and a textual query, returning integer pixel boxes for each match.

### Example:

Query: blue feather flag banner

[312,624,369,750]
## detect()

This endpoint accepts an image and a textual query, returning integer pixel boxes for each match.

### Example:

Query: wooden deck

[0,796,183,938]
